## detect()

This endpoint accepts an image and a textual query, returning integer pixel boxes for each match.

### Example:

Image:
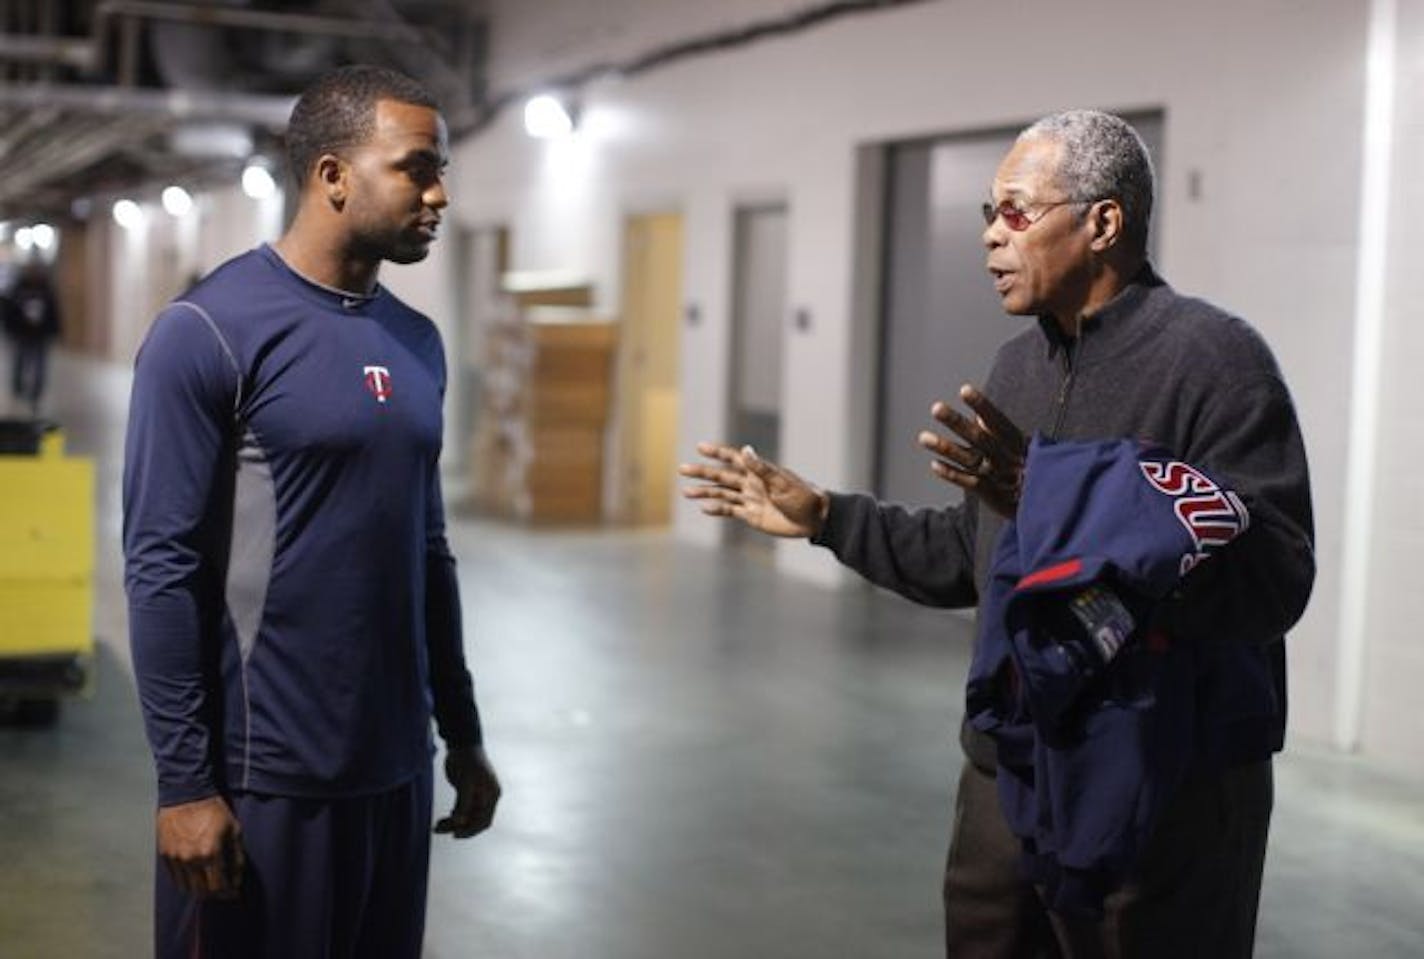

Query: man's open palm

[679,443,828,539]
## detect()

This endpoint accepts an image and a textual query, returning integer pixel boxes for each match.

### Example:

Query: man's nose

[982,218,1006,249]
[425,178,449,210]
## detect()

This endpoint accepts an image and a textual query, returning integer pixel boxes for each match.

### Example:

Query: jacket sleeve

[123,305,239,806]
[1168,373,1316,645]
[811,491,979,608]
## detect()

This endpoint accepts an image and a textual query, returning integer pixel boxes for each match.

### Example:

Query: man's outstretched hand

[678,442,829,539]
[917,384,1028,520]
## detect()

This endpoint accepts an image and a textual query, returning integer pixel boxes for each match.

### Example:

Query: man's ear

[1087,199,1124,253]
[315,153,348,211]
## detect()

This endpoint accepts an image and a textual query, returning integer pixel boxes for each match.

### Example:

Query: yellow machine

[0,421,94,725]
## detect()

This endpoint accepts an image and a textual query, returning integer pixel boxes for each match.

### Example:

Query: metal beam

[0,84,296,129]
[94,0,437,46]
[0,32,97,71]
[343,0,472,110]
[0,115,164,203]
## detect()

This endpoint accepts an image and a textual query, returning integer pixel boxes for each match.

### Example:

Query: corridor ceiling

[0,1,489,220]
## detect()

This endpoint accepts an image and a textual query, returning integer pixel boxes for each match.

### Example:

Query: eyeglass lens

[981,201,1033,231]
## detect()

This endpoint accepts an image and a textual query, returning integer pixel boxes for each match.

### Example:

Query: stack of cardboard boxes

[469,279,617,524]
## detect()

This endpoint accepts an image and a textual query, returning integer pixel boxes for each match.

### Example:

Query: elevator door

[730,204,788,464]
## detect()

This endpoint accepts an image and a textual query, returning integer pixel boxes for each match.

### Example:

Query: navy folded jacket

[966,435,1250,917]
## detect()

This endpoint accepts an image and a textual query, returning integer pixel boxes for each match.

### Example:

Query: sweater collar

[1037,263,1164,359]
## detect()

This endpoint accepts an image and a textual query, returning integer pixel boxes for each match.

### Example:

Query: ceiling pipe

[0,117,157,202]
[0,84,296,129]
[0,32,97,71]
[0,3,446,80]
[0,105,61,162]
[93,0,438,46]
[347,0,469,108]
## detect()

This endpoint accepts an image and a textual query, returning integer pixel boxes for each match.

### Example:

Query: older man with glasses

[681,110,1314,958]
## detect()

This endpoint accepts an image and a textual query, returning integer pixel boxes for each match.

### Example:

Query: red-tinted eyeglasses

[980,199,1087,232]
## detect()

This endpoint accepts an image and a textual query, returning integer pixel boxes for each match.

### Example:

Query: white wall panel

[1361,0,1424,777]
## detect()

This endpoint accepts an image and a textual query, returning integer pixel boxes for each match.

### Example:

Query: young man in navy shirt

[124,65,500,958]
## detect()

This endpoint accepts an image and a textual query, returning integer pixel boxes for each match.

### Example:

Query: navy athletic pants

[155,767,433,959]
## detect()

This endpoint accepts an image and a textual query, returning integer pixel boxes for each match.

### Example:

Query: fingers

[157,798,243,899]
[959,385,1027,458]
[917,428,985,475]
[693,441,745,467]
[682,485,744,513]
[679,441,751,493]
[438,750,502,840]
[434,807,479,837]
[683,491,749,521]
[677,461,745,489]
[162,857,188,895]
[928,456,987,491]
[739,445,781,484]
[436,789,499,839]
[164,845,240,898]
[203,858,229,898]
[930,399,990,452]
[223,832,245,898]
[931,390,1026,467]
[697,501,744,519]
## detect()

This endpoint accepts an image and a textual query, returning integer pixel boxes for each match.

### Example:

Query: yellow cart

[0,420,94,725]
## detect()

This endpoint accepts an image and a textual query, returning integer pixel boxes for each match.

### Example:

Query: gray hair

[1018,110,1154,253]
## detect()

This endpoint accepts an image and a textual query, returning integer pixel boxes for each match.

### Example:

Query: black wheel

[5,697,61,727]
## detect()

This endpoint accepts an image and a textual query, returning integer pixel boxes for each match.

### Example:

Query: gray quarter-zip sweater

[812,265,1315,771]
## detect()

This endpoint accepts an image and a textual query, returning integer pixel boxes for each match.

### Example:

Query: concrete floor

[2,351,1423,958]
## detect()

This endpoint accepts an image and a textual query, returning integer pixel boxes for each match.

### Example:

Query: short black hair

[285,65,439,186]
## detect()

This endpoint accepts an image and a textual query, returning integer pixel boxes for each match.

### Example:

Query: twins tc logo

[363,365,393,404]
[1138,459,1250,575]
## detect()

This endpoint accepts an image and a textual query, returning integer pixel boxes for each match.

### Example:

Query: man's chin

[996,294,1032,317]
[385,242,432,265]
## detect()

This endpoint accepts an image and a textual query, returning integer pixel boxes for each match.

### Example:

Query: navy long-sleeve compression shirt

[123,245,481,806]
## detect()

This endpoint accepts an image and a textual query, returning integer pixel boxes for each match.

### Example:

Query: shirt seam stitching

[169,300,244,415]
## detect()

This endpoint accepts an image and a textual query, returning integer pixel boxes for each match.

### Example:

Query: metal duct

[0,83,296,129]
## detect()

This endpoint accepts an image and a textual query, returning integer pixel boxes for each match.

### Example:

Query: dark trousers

[943,759,1273,959]
[155,767,433,959]
[10,338,48,408]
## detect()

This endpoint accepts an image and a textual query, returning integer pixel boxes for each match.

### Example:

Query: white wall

[440,0,1388,764]
[378,233,468,489]
[99,183,283,365]
[194,186,284,285]
[1359,0,1424,779]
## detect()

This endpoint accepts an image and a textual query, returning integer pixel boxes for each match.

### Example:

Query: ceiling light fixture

[162,185,194,217]
[113,199,143,231]
[241,162,276,200]
[524,94,576,139]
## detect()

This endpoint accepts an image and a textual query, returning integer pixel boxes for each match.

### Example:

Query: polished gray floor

[2,351,1422,958]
